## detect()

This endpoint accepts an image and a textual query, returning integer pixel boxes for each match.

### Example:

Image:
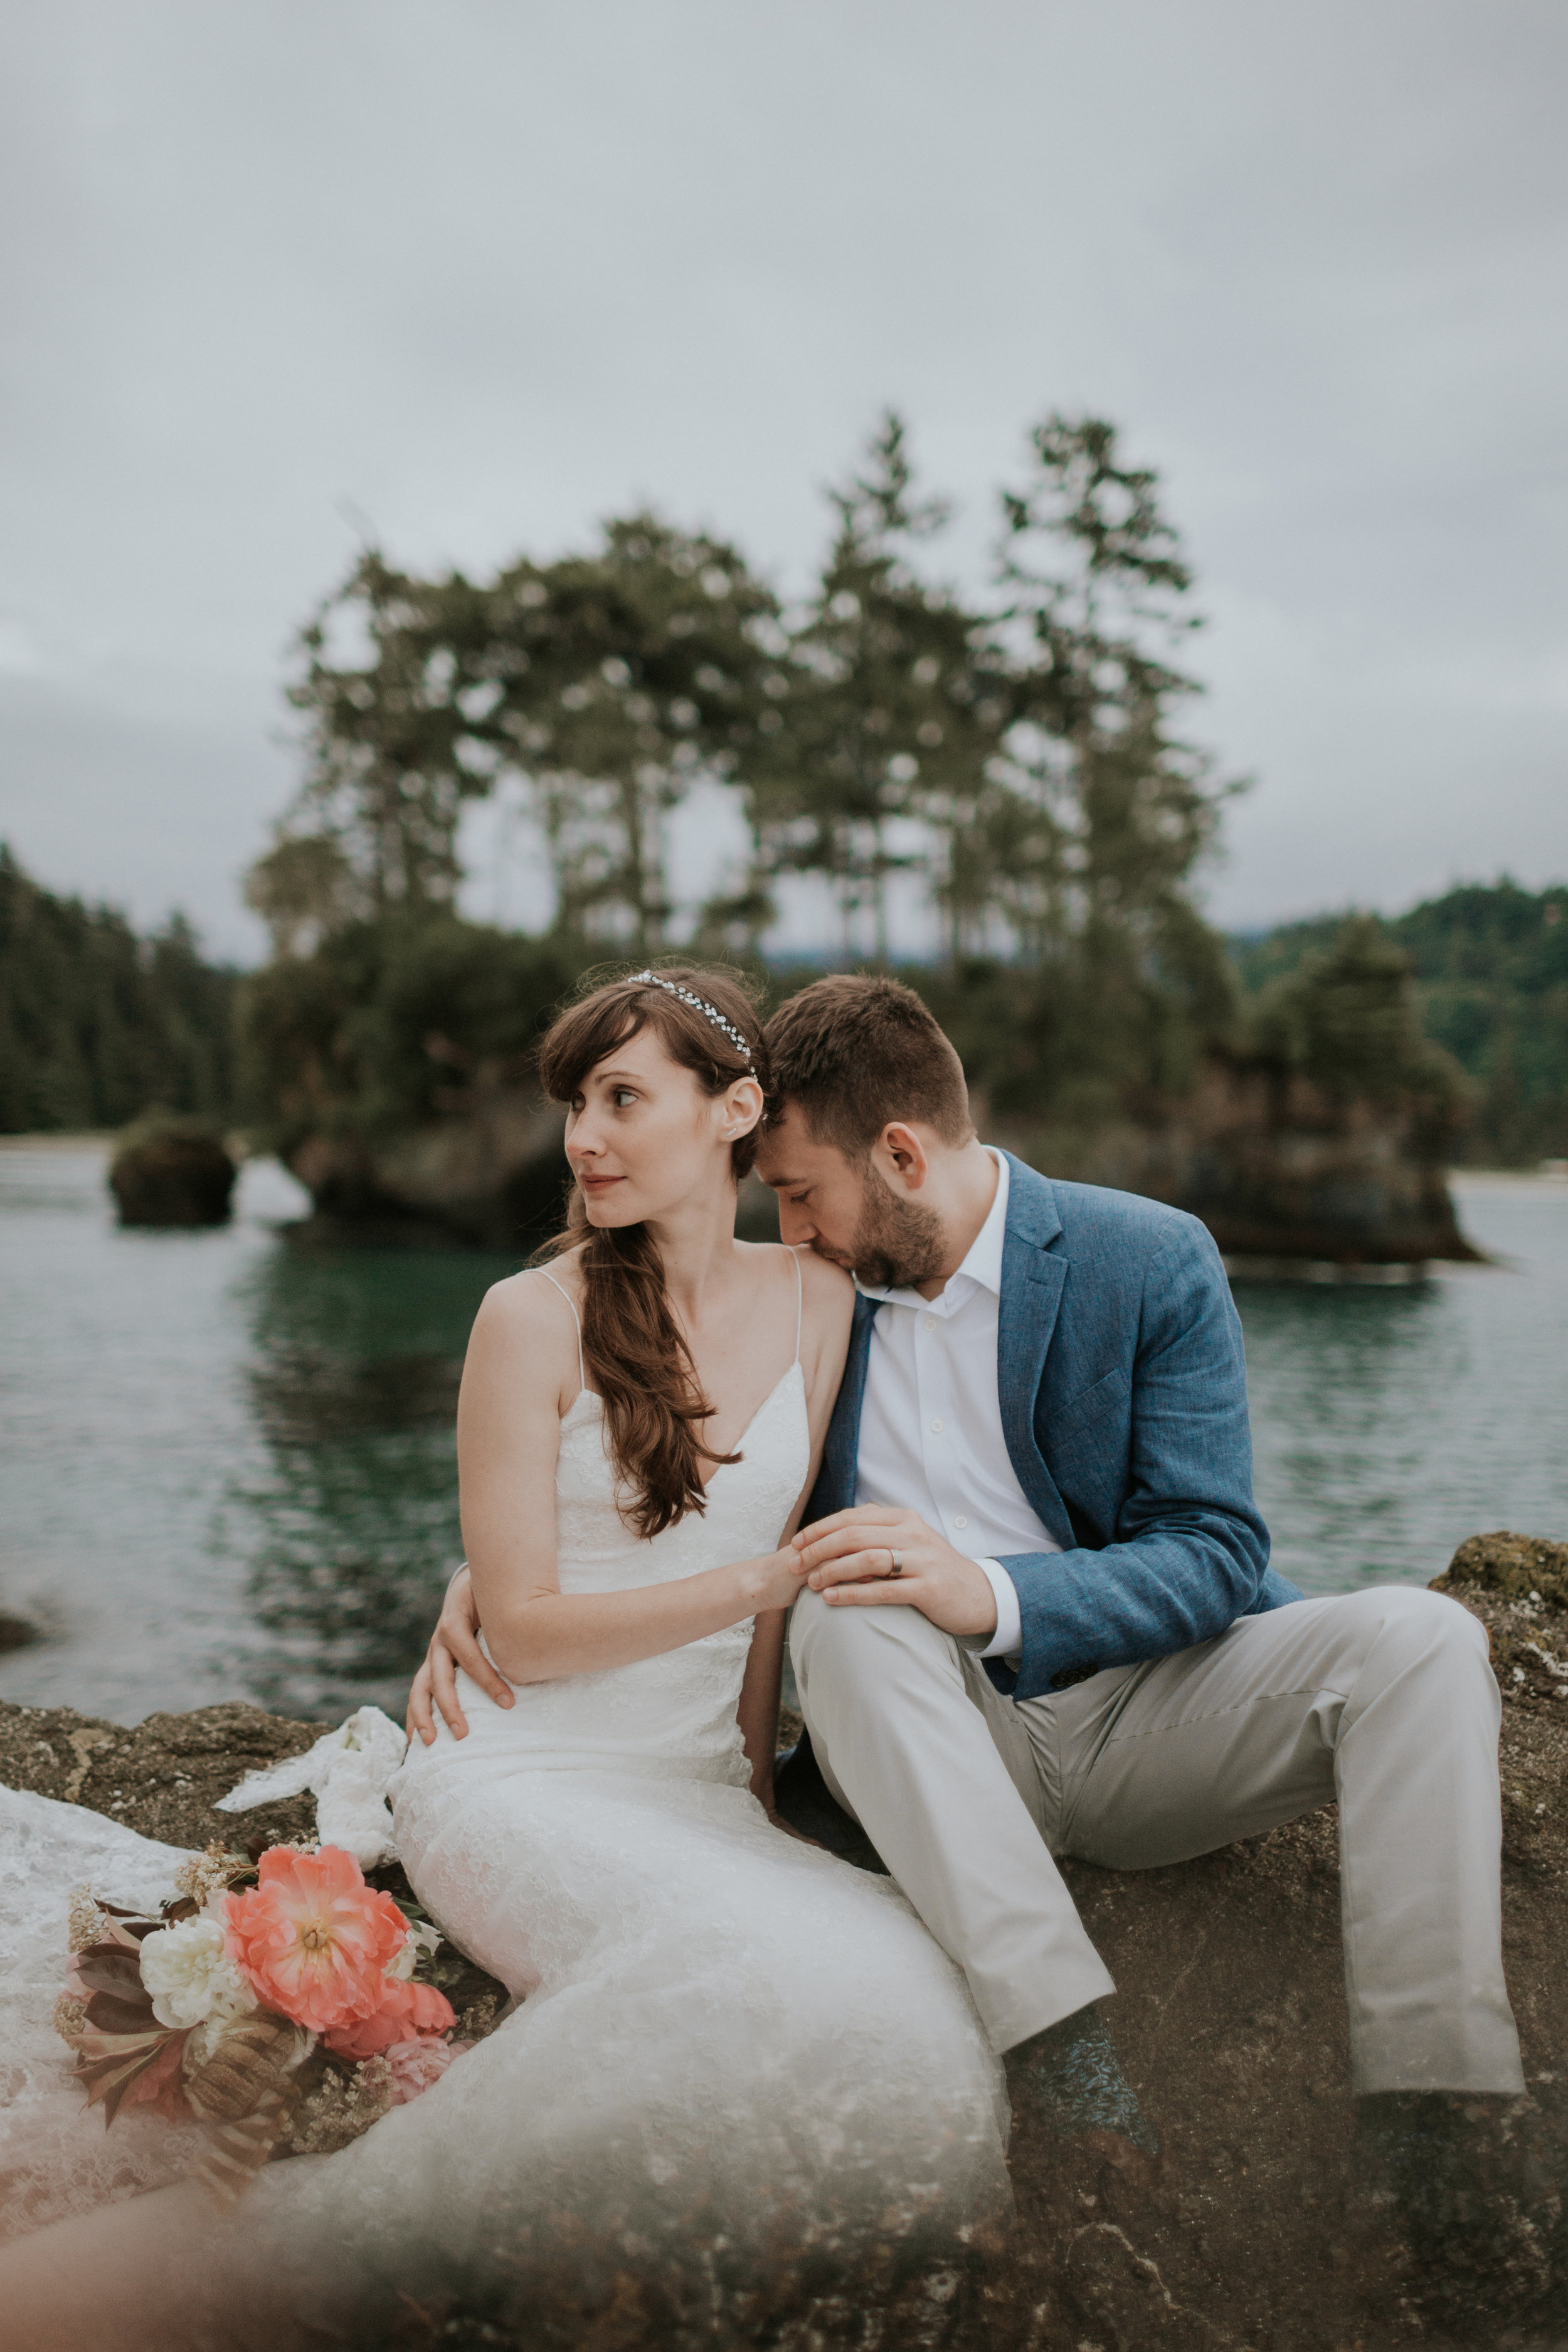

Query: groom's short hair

[764,975,973,1158]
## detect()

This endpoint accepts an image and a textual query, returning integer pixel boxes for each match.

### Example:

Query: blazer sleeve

[989,1217,1274,1703]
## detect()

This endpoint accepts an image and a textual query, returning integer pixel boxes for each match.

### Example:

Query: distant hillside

[1230,879,1568,1165]
[0,846,237,1133]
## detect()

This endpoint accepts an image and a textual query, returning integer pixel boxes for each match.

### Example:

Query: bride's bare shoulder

[472,1254,586,1350]
[790,1244,855,1329]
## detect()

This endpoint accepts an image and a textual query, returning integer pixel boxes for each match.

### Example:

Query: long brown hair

[536,965,768,1538]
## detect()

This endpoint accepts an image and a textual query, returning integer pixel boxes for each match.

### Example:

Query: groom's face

[754,1104,946,1290]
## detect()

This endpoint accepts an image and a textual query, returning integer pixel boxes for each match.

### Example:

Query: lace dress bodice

[395,1305,808,1793]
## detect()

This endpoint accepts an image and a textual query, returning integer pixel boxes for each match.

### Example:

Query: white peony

[383,1917,442,1982]
[138,1913,257,2032]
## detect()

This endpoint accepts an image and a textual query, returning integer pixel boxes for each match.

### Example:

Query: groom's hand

[792,1508,998,1641]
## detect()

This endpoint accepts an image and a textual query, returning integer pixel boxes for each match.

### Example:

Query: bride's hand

[750,1546,814,1614]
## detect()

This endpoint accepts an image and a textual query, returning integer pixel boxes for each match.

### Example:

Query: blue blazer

[803,1154,1301,1704]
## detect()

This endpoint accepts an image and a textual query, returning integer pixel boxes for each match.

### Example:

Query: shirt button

[922,1313,938,1332]
[930,1417,944,1433]
[953,1515,968,1530]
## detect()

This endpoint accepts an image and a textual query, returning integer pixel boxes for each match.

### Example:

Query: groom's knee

[1341,1583,1489,1668]
[790,1587,965,1713]
[1320,1584,1495,1719]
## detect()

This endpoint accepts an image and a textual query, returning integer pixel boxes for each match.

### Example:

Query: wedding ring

[887,1549,903,1578]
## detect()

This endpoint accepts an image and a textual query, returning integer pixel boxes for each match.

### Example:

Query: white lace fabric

[0,1790,206,2242]
[0,1348,1009,2306]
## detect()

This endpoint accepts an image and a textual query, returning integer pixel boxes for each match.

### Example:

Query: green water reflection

[1,1152,1564,1727]
[226,1239,512,1710]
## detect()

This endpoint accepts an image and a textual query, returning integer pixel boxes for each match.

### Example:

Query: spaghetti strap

[534,1266,589,1397]
[787,1244,803,1366]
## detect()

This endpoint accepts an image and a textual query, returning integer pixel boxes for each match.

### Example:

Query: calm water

[1,1145,1565,1726]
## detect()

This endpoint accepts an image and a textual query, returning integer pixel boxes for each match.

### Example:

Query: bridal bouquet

[56,1840,464,2205]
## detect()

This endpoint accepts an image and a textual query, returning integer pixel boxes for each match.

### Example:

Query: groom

[412,975,1534,2250]
[750,979,1528,2193]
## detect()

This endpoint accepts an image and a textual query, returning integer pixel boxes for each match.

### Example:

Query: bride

[0,967,1009,2349]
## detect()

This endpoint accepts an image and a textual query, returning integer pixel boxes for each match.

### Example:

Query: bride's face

[564,1025,761,1228]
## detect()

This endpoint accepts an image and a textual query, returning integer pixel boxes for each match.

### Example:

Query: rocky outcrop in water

[4,1531,1566,2349]
[282,1084,567,1251]
[282,1069,1480,1269]
[109,1118,237,1229]
[1017,1062,1480,1267]
[285,1069,1478,1273]
[992,918,1481,1268]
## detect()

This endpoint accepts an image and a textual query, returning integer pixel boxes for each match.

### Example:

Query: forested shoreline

[0,847,236,1134]
[1232,882,1568,1165]
[4,839,1562,1167]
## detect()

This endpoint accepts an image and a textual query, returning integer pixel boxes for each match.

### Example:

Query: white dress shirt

[853,1151,1056,1661]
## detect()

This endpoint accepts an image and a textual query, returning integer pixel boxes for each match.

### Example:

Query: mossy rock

[109,1116,237,1228]
[1433,1528,1568,1610]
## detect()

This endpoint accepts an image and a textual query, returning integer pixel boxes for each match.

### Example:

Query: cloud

[2,0,1564,955]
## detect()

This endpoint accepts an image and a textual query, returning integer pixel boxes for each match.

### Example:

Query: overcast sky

[2,0,1565,961]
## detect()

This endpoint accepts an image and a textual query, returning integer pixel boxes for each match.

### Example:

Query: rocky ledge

[4,1532,1568,2352]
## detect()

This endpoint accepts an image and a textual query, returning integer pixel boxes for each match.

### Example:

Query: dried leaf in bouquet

[64,1934,194,2125]
[184,2011,314,2124]
[70,2023,192,2126]
[192,2083,306,2210]
[185,2014,315,2210]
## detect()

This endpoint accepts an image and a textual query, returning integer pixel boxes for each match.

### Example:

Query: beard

[827,1168,948,1291]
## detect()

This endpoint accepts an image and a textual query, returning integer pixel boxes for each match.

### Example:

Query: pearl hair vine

[627,970,755,1063]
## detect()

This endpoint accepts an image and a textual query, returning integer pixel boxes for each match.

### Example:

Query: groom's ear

[877,1123,931,1190]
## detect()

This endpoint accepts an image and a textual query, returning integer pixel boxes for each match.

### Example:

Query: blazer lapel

[996,1155,1075,1550]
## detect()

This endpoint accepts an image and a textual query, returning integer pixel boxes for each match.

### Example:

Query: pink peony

[323,1974,455,2058]
[223,1846,410,2035]
[383,2035,470,2104]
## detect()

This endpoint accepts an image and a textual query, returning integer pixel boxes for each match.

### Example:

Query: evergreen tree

[746,415,1008,963]
[906,414,1242,1118]
[285,551,509,914]
[280,521,778,956]
[497,516,778,951]
[0,847,236,1131]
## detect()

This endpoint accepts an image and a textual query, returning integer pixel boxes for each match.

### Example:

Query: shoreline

[7,1130,1567,1180]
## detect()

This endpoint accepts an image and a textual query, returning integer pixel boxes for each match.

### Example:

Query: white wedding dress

[0,1268,1007,2326]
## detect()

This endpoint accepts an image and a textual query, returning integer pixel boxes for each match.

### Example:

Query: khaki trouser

[790,1583,1524,2096]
